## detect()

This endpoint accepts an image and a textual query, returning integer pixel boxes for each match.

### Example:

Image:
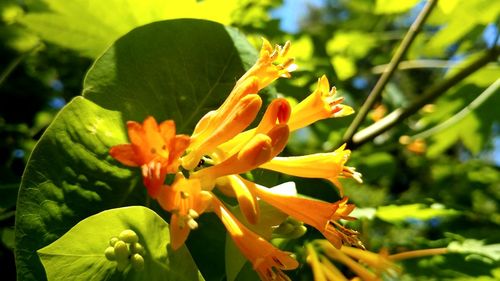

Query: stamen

[141,165,148,178]
[188,209,199,219]
[269,49,279,60]
[187,218,198,230]
[273,256,285,267]
[281,41,291,57]
[155,162,161,179]
[181,191,190,199]
[281,58,295,69]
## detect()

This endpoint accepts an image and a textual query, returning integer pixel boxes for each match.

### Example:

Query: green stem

[342,0,438,146]
[411,78,500,140]
[351,47,500,147]
[0,44,41,88]
[389,248,448,261]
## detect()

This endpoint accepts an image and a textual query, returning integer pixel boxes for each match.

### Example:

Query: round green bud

[104,246,116,261]
[130,242,145,256]
[288,225,308,239]
[116,258,129,271]
[119,229,139,244]
[131,253,145,271]
[114,240,129,261]
[273,222,294,235]
[109,237,120,247]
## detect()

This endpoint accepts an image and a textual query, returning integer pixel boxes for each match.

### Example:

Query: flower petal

[109,144,140,166]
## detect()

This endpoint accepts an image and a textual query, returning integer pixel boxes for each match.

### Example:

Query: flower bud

[287,225,308,239]
[130,242,145,256]
[114,240,129,261]
[109,237,119,247]
[119,229,139,244]
[131,253,145,271]
[104,246,116,261]
[273,222,295,236]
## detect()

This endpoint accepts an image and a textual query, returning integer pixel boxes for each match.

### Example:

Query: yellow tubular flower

[237,39,296,91]
[192,124,289,189]
[319,242,379,281]
[183,93,263,170]
[247,180,362,249]
[319,255,349,281]
[259,144,362,196]
[340,246,397,276]
[217,98,292,157]
[184,39,295,171]
[306,244,327,281]
[212,197,299,281]
[218,175,260,225]
[315,240,399,281]
[306,243,348,281]
[288,75,354,132]
[157,175,212,250]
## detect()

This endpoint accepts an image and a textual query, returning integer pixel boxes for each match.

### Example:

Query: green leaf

[15,97,142,281]
[424,0,500,55]
[38,206,203,281]
[448,239,500,263]
[21,0,240,57]
[376,203,460,223]
[374,0,420,14]
[82,19,257,134]
[225,234,248,281]
[15,19,259,281]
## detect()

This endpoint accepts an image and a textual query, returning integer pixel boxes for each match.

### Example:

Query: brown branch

[351,47,500,147]
[342,0,438,146]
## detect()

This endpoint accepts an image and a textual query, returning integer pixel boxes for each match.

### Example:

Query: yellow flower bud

[109,237,119,247]
[130,242,145,256]
[131,253,145,271]
[104,246,116,261]
[119,229,139,244]
[114,240,129,261]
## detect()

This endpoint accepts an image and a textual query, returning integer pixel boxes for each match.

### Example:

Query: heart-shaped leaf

[38,206,203,281]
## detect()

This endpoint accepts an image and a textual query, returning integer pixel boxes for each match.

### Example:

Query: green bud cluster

[104,229,145,272]
[272,217,308,239]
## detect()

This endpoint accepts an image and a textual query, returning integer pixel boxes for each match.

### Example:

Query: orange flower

[217,98,292,158]
[212,197,298,281]
[109,116,190,198]
[247,180,363,249]
[238,39,296,90]
[306,240,399,281]
[157,175,212,250]
[192,124,289,189]
[259,144,362,196]
[288,75,354,132]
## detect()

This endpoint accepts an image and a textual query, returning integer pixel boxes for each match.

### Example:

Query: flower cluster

[110,39,362,280]
[306,240,399,281]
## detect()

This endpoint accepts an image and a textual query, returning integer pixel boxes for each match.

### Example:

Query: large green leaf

[20,0,239,57]
[38,206,203,281]
[15,97,139,281]
[83,19,257,134]
[15,19,259,281]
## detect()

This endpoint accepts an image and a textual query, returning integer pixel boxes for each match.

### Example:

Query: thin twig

[371,59,455,74]
[410,78,500,140]
[0,44,42,88]
[342,0,438,146]
[351,48,500,147]
[389,248,448,261]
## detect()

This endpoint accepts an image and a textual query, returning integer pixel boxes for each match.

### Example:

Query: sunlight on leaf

[21,0,240,57]
[376,203,460,223]
[38,206,204,281]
